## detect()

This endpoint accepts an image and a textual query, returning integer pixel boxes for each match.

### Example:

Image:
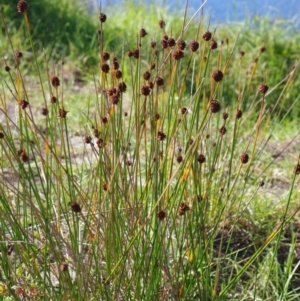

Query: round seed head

[60,263,68,272]
[132,49,140,59]
[141,85,151,96]
[19,100,29,109]
[212,70,223,82]
[156,77,164,87]
[41,107,48,116]
[0,132,4,139]
[294,163,300,175]
[167,37,176,47]
[58,108,68,118]
[161,39,168,49]
[70,202,81,213]
[51,76,60,87]
[197,154,206,164]
[260,46,266,53]
[157,210,167,220]
[177,155,183,163]
[102,52,110,61]
[236,109,243,119]
[118,81,127,93]
[172,49,184,60]
[158,20,165,28]
[240,50,245,57]
[150,41,156,48]
[140,28,148,37]
[210,39,218,50]
[143,71,151,81]
[210,99,221,113]
[17,0,28,13]
[150,62,155,70]
[50,96,57,103]
[157,130,166,141]
[240,152,249,164]
[189,39,199,52]
[222,112,228,120]
[100,63,109,73]
[115,70,122,79]
[177,38,186,50]
[99,13,107,23]
[259,83,269,95]
[85,136,92,144]
[202,30,212,41]
[5,66,10,72]
[219,125,227,136]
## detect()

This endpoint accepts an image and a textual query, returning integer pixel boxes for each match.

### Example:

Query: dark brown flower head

[259,180,265,187]
[161,39,168,49]
[177,38,186,50]
[181,107,188,115]
[5,65,10,72]
[97,138,104,149]
[149,81,154,89]
[157,130,166,141]
[157,210,167,220]
[210,39,218,50]
[51,76,60,87]
[222,112,228,120]
[167,37,176,47]
[155,113,161,120]
[0,132,4,139]
[236,109,243,119]
[141,85,151,96]
[212,69,223,82]
[85,136,92,144]
[19,99,29,109]
[240,50,245,57]
[179,202,190,216]
[259,83,268,95]
[15,51,23,59]
[143,71,151,81]
[294,163,300,175]
[60,263,68,272]
[103,183,108,191]
[156,77,164,87]
[172,49,184,60]
[41,107,48,116]
[202,30,212,41]
[140,28,148,37]
[127,50,133,57]
[101,63,109,73]
[93,128,99,138]
[17,0,28,13]
[19,150,29,162]
[260,46,266,53]
[101,115,108,124]
[102,52,110,61]
[210,99,221,113]
[58,108,68,118]
[115,70,122,79]
[118,81,127,93]
[219,125,227,136]
[158,20,165,28]
[177,155,183,163]
[112,61,119,70]
[197,154,206,164]
[99,13,107,23]
[150,41,156,48]
[154,49,158,56]
[150,62,155,70]
[240,152,249,164]
[132,49,140,59]
[50,95,57,103]
[70,201,81,213]
[189,40,199,52]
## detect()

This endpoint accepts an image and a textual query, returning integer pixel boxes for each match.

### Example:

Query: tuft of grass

[0,1,300,300]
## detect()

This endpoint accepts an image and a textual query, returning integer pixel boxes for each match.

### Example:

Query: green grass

[0,0,300,300]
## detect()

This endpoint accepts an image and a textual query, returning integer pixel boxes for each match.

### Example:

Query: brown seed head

[51,76,60,87]
[0,132,4,139]
[101,63,109,73]
[58,108,68,118]
[19,100,29,109]
[240,50,245,57]
[212,69,223,82]
[143,71,151,81]
[140,28,148,37]
[172,49,184,60]
[259,83,269,95]
[179,202,190,216]
[156,77,164,87]
[167,37,176,47]
[202,31,212,41]
[177,155,183,163]
[150,41,156,48]
[294,163,300,175]
[210,99,221,113]
[260,46,266,53]
[141,85,151,96]
[157,130,166,141]
[127,50,133,57]
[240,152,249,164]
[112,61,119,70]
[157,210,167,220]
[177,38,186,50]
[50,95,57,103]
[102,52,110,61]
[101,116,108,124]
[236,109,243,119]
[197,154,206,164]
[17,0,28,13]
[219,125,227,136]
[161,39,168,49]
[97,138,104,149]
[70,202,81,213]
[150,62,155,70]
[5,65,10,72]
[19,150,29,163]
[158,20,165,28]
[181,107,188,115]
[118,81,127,93]
[15,51,23,59]
[115,70,122,79]
[60,263,68,272]
[41,107,48,116]
[222,112,228,120]
[85,136,92,144]
[132,49,140,59]
[189,40,199,52]
[210,39,218,50]
[99,13,107,23]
